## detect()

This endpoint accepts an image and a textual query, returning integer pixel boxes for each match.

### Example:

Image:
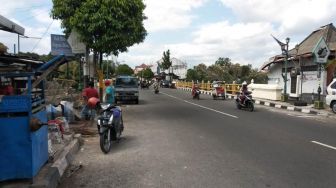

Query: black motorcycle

[236,91,254,112]
[97,104,124,154]
[192,89,200,100]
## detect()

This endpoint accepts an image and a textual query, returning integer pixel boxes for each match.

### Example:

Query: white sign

[312,37,330,63]
[67,30,86,54]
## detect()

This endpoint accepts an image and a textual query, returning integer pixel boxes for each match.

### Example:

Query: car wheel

[331,101,336,114]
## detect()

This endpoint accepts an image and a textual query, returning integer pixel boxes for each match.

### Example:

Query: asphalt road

[59,88,336,188]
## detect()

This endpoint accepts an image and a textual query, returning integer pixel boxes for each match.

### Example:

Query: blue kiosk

[0,54,67,181]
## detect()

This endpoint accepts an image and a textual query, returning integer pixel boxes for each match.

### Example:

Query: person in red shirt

[81,81,99,120]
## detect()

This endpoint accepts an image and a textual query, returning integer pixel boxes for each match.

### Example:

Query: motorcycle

[192,88,200,100]
[236,91,254,112]
[154,84,159,94]
[97,104,124,154]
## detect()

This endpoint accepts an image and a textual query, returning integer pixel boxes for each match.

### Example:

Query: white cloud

[219,0,336,36]
[144,0,208,32]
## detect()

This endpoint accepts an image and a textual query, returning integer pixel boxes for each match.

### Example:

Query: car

[326,78,336,113]
[161,80,170,88]
[114,76,139,104]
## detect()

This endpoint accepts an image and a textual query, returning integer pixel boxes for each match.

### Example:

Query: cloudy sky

[1,0,335,69]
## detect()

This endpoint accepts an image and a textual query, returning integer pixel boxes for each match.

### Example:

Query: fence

[176,81,241,95]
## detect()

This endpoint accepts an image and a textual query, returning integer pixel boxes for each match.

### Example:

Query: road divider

[161,92,238,119]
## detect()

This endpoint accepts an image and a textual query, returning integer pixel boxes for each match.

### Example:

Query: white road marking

[161,92,238,119]
[311,141,336,151]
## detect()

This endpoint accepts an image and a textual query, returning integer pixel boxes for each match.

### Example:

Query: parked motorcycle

[97,104,124,154]
[236,91,254,111]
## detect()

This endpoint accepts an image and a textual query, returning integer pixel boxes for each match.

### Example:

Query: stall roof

[0,15,25,35]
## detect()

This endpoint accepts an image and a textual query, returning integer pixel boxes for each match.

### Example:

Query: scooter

[97,104,124,154]
[236,91,254,112]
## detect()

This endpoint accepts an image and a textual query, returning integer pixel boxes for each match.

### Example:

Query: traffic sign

[312,37,330,63]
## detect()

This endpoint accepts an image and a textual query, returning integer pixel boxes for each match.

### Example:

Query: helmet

[242,81,247,86]
[104,80,111,86]
[87,97,100,108]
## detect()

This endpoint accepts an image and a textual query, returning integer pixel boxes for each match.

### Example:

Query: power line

[31,20,54,52]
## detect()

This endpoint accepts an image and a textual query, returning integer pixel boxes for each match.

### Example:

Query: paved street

[59,88,336,188]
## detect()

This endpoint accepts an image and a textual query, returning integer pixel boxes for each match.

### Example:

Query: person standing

[81,81,99,119]
[104,80,115,104]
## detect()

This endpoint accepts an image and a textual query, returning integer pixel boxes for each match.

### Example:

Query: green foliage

[215,57,231,67]
[187,57,267,84]
[161,49,172,70]
[142,68,154,80]
[186,69,199,81]
[51,0,147,55]
[194,64,207,81]
[116,64,134,76]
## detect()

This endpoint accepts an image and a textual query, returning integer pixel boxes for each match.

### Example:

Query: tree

[51,0,147,56]
[161,49,172,71]
[215,57,231,67]
[142,68,154,80]
[194,64,207,81]
[116,64,134,76]
[186,69,199,81]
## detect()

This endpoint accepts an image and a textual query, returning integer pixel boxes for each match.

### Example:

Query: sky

[0,0,336,69]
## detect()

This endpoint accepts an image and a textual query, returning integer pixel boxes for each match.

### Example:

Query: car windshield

[116,77,138,87]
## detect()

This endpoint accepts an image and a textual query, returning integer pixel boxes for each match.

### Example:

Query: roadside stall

[0,54,67,181]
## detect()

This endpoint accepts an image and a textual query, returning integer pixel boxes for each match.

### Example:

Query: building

[261,23,336,101]
[134,63,152,75]
[153,57,188,80]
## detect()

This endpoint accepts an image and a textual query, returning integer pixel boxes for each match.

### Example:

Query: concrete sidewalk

[1,133,83,188]
[178,87,335,118]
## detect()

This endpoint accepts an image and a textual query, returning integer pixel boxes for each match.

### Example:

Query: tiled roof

[261,23,336,70]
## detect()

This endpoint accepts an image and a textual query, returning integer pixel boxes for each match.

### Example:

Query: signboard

[312,37,330,63]
[51,34,73,56]
[67,30,86,54]
[0,15,25,35]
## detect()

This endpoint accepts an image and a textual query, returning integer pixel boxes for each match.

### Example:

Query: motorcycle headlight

[98,119,101,125]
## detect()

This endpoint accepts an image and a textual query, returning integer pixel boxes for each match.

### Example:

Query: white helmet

[242,81,247,85]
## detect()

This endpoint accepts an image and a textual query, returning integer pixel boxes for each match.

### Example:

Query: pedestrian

[104,79,115,104]
[81,81,99,120]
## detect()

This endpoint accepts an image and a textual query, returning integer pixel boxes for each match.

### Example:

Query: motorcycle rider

[239,81,248,105]
[153,79,159,92]
[192,82,199,97]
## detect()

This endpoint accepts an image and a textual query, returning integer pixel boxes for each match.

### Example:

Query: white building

[152,57,188,79]
[261,23,336,102]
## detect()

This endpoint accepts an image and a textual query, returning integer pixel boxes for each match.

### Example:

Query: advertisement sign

[51,34,73,56]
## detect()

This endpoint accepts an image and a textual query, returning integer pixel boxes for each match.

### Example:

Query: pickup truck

[114,76,139,104]
[326,78,336,113]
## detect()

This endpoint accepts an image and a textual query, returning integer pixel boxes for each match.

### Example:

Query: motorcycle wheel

[197,95,200,100]
[236,101,242,109]
[100,129,111,154]
[247,101,254,112]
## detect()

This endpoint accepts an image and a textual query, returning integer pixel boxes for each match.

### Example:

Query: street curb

[30,134,82,188]
[177,87,332,116]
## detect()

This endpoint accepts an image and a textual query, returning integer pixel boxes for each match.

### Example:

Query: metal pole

[17,34,20,54]
[284,40,288,98]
